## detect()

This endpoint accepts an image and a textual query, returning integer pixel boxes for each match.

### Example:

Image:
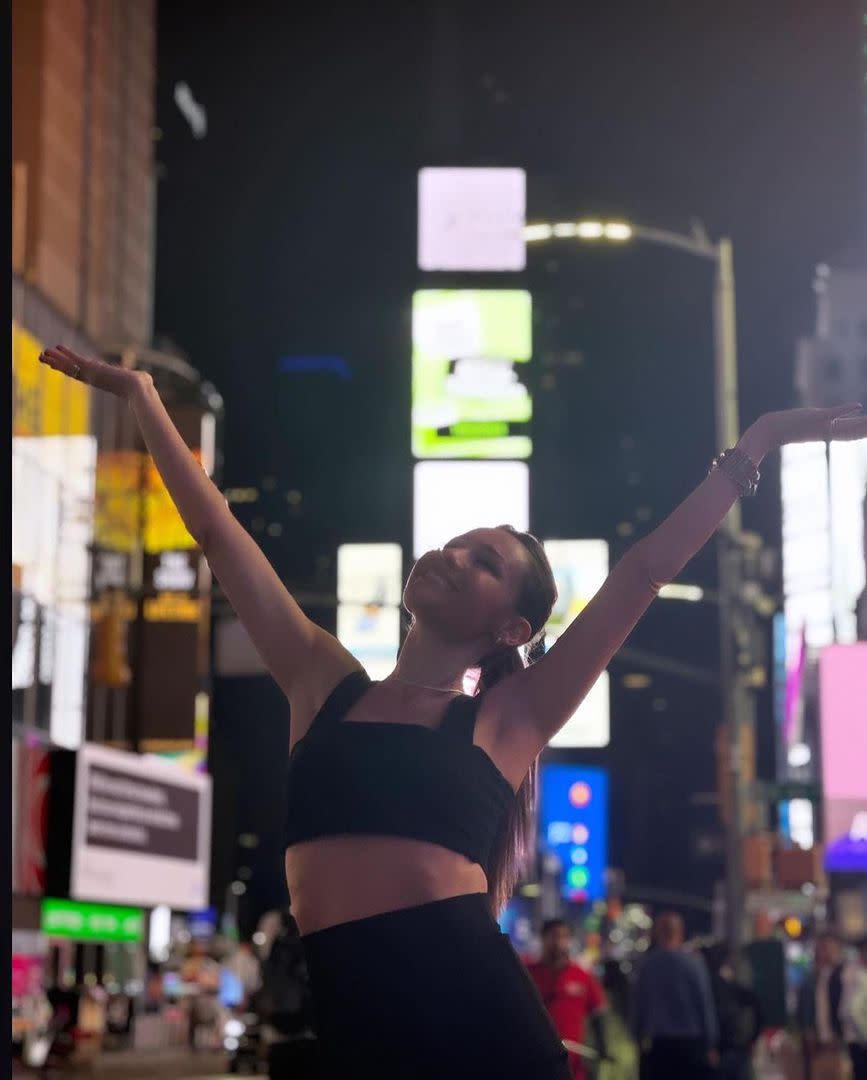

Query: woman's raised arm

[489,403,866,752]
[40,346,357,704]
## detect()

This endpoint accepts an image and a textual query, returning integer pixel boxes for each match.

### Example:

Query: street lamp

[526,218,750,955]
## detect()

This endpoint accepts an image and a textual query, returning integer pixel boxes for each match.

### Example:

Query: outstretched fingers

[830,413,867,441]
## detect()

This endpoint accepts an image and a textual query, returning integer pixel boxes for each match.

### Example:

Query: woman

[39,345,866,1079]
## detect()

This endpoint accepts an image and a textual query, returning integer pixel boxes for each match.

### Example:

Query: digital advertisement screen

[828,440,867,645]
[413,461,529,558]
[41,898,145,944]
[781,443,834,651]
[71,744,212,910]
[417,167,526,271]
[412,290,532,459]
[337,604,401,682]
[539,763,609,903]
[820,644,867,873]
[337,544,403,607]
[543,540,610,748]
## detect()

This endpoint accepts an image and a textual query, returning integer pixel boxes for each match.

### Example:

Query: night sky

[154,1,865,929]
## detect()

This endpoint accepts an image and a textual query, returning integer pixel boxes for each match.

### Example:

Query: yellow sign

[144,455,200,554]
[143,592,200,623]
[12,322,90,436]
[94,451,200,554]
[94,451,143,553]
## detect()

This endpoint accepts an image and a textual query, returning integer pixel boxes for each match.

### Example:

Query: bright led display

[828,440,867,644]
[417,167,526,271]
[337,544,403,607]
[12,434,96,748]
[781,443,833,650]
[819,644,867,873]
[336,604,401,682]
[781,440,867,651]
[539,764,608,903]
[412,290,532,459]
[336,544,404,680]
[542,540,610,748]
[413,461,529,559]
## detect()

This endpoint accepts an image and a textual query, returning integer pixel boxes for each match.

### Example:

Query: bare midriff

[285,836,489,936]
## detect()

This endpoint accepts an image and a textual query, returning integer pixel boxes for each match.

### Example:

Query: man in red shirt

[526,919,610,1080]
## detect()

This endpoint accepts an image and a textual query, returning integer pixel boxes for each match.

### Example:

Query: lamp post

[526,219,750,954]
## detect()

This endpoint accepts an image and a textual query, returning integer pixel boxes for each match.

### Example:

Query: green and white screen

[412,290,532,459]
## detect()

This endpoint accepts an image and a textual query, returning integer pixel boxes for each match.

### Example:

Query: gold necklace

[387,674,464,695]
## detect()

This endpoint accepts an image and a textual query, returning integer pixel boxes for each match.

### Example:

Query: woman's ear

[496,616,532,649]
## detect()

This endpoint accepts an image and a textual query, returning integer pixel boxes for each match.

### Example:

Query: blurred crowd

[12,907,867,1080]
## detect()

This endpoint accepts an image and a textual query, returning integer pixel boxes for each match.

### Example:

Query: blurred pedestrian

[41,344,867,1079]
[631,912,719,1079]
[701,942,763,1080]
[797,929,847,1080]
[841,937,867,1080]
[526,919,611,1079]
[227,940,262,1009]
[182,943,220,1051]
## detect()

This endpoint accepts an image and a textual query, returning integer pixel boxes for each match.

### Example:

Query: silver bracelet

[709,447,761,497]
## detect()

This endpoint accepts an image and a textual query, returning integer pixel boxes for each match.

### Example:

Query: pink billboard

[820,644,867,873]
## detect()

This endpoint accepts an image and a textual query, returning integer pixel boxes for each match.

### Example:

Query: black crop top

[285,670,516,879]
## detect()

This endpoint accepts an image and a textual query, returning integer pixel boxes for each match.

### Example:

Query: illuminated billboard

[539,763,609,903]
[412,290,532,459]
[12,434,96,748]
[820,644,867,874]
[413,461,529,559]
[417,167,526,271]
[71,744,212,910]
[542,540,610,748]
[828,440,867,644]
[337,605,402,682]
[781,440,867,652]
[337,543,403,607]
[336,544,403,681]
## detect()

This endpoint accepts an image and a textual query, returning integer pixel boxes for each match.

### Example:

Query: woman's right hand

[39,344,149,401]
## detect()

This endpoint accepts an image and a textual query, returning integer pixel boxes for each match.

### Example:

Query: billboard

[417,167,526,272]
[781,440,867,651]
[336,544,403,680]
[41,898,145,944]
[337,544,403,607]
[412,290,532,459]
[543,540,610,748]
[71,744,212,910]
[413,461,529,559]
[820,644,867,873]
[539,763,609,903]
[12,433,96,748]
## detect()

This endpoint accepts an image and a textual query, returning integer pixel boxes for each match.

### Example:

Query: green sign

[412,290,533,459]
[41,899,145,944]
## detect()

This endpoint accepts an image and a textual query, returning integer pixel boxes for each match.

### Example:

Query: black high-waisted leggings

[300,892,571,1079]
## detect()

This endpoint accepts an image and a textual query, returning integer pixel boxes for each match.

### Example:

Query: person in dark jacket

[631,912,719,1079]
[701,943,763,1080]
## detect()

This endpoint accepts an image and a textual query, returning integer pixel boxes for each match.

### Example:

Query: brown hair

[476,526,557,917]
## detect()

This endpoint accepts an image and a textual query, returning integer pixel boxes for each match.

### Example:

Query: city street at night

[11,2,867,1078]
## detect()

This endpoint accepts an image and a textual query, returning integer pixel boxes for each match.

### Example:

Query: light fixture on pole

[524,216,751,956]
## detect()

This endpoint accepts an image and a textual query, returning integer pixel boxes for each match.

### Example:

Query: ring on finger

[71,363,82,381]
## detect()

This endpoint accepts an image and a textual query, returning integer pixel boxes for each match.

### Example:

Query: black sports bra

[285,670,516,879]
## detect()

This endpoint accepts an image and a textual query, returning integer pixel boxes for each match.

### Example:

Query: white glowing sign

[781,440,867,653]
[336,544,404,681]
[417,167,526,272]
[542,540,611,748]
[413,461,529,559]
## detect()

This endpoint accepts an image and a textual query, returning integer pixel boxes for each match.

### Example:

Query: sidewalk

[72,1047,230,1080]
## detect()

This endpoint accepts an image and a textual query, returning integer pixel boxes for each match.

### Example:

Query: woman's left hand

[760,402,867,449]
